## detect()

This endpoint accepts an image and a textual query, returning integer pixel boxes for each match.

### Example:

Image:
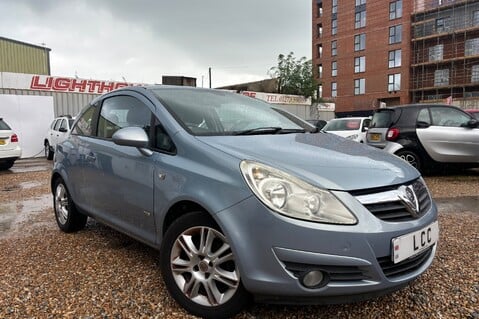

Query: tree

[268,52,317,99]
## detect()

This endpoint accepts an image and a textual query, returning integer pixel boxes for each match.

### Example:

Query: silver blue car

[51,86,439,319]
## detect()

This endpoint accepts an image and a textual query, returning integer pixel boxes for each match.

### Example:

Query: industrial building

[312,0,479,116]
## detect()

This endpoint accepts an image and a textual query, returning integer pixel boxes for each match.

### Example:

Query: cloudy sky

[1,0,312,87]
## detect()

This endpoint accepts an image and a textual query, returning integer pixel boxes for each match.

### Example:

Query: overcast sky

[1,0,311,88]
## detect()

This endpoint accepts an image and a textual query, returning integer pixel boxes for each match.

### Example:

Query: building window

[332,18,337,35]
[355,10,366,29]
[354,34,366,51]
[332,61,337,76]
[317,44,323,58]
[318,64,323,78]
[354,56,366,73]
[388,49,401,68]
[428,44,444,61]
[388,74,401,92]
[317,24,323,38]
[331,40,337,56]
[472,65,479,82]
[389,25,402,44]
[434,69,449,86]
[473,11,479,26]
[355,0,366,5]
[317,2,323,17]
[389,0,402,20]
[331,82,337,97]
[354,78,365,95]
[435,17,450,33]
[332,0,338,14]
[465,38,479,56]
[318,84,323,98]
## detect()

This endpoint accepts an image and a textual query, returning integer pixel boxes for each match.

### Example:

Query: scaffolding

[411,0,479,109]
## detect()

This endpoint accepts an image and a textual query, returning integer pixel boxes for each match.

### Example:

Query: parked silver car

[367,104,479,172]
[51,86,438,319]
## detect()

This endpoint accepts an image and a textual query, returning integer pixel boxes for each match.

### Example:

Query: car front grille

[354,179,432,222]
[377,246,433,278]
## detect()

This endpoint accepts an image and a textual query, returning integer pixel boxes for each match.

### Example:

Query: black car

[366,104,479,172]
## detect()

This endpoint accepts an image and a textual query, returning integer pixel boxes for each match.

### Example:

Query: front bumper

[215,191,438,303]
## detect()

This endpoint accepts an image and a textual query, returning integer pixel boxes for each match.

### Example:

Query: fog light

[301,270,324,288]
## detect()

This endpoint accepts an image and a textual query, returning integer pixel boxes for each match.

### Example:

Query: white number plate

[392,221,439,264]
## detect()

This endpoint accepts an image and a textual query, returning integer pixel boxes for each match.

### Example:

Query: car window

[430,107,472,127]
[371,110,394,128]
[152,88,304,136]
[323,119,361,131]
[154,120,176,153]
[417,108,431,125]
[362,119,371,131]
[0,119,11,130]
[68,119,74,129]
[72,105,96,136]
[97,95,152,139]
[59,119,68,131]
[53,119,62,131]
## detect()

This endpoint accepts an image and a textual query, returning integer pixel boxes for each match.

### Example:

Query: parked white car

[44,115,74,160]
[322,117,371,143]
[0,118,22,170]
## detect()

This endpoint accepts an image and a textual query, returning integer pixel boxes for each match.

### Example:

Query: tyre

[0,160,14,170]
[396,150,421,171]
[53,178,87,232]
[160,211,249,319]
[45,141,54,160]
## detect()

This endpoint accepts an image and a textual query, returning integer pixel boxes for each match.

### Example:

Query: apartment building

[312,0,479,116]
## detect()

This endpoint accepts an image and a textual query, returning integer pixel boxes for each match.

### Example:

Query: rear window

[0,119,12,130]
[323,119,361,131]
[370,110,394,128]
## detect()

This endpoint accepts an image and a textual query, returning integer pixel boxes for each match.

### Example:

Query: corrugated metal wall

[0,89,98,117]
[0,38,50,75]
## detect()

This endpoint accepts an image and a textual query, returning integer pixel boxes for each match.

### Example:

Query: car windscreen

[370,110,394,128]
[0,119,11,130]
[151,88,307,136]
[323,119,361,131]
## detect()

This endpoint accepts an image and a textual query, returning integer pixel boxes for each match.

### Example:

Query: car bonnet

[196,132,419,191]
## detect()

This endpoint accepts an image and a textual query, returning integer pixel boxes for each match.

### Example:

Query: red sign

[29,75,136,94]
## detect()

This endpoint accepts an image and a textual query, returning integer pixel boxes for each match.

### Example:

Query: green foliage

[269,52,317,99]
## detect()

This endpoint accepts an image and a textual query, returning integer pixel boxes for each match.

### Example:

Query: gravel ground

[0,167,477,319]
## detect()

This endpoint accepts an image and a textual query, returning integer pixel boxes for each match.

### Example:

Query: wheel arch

[161,200,220,239]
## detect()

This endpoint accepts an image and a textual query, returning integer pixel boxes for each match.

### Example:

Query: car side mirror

[362,127,369,132]
[112,127,153,156]
[416,121,430,128]
[465,119,478,128]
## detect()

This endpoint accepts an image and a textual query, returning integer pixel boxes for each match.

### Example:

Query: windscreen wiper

[234,127,306,135]
[234,127,283,135]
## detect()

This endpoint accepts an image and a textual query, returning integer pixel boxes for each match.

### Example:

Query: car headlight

[240,160,357,224]
[347,134,359,140]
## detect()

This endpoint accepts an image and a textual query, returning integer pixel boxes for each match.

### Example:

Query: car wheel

[160,211,249,319]
[45,141,54,160]
[53,178,87,232]
[0,160,14,170]
[396,150,421,170]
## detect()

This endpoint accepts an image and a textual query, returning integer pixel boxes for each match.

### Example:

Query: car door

[416,106,479,163]
[85,92,157,244]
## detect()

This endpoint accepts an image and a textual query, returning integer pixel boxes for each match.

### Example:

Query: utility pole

[209,67,212,88]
